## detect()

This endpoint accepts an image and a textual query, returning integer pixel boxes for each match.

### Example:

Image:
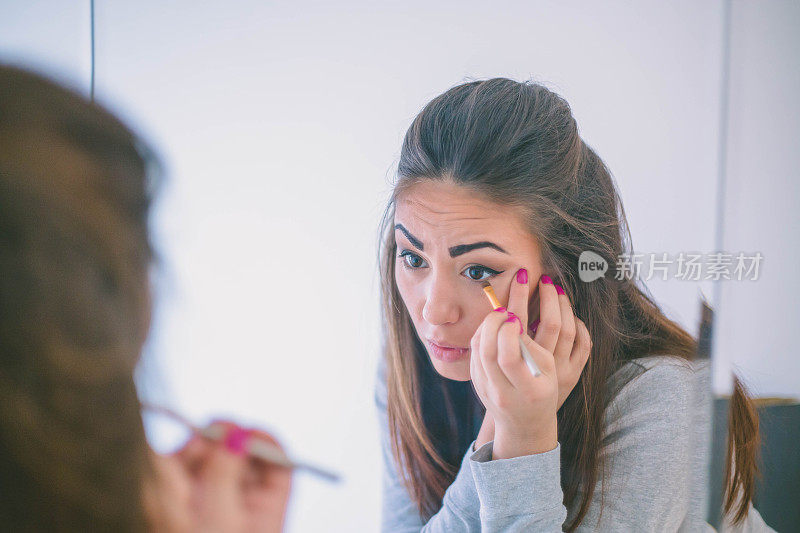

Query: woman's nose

[421,274,460,326]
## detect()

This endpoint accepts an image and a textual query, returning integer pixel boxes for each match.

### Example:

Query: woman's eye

[462,265,502,281]
[397,251,501,280]
[399,250,427,269]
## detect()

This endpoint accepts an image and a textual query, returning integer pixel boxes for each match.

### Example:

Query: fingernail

[541,274,552,284]
[505,312,523,334]
[528,318,540,334]
[555,284,565,295]
[224,425,251,455]
[494,306,506,313]
[516,268,528,284]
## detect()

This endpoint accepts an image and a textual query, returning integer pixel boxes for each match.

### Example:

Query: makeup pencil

[142,403,340,483]
[480,281,542,377]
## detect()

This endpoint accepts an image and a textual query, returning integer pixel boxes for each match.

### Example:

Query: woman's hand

[469,270,592,460]
[472,301,591,451]
[144,421,292,533]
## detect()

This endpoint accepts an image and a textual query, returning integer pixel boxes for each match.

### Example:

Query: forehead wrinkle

[395,188,529,254]
[399,200,505,228]
[403,197,502,218]
[399,212,501,243]
[395,184,539,262]
[409,212,497,231]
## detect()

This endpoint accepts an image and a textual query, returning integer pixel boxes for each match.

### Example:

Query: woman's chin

[429,357,471,382]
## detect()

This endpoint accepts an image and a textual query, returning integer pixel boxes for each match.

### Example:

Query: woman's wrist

[474,412,495,450]
[492,419,558,460]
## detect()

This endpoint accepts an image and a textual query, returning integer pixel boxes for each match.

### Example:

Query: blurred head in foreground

[0,64,293,533]
[0,65,157,530]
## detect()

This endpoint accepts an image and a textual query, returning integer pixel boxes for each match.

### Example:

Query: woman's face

[394,180,544,381]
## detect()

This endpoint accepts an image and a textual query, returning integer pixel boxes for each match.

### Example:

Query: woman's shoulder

[597,354,711,472]
[615,353,696,374]
[605,354,709,422]
[609,354,699,393]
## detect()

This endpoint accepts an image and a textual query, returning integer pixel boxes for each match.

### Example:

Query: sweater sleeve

[375,358,482,532]
[467,357,704,532]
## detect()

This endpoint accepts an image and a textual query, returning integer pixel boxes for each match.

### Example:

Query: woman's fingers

[163,420,294,533]
[520,334,557,377]
[496,320,535,390]
[505,268,530,334]
[241,429,292,527]
[144,451,194,533]
[246,430,291,481]
[553,315,576,379]
[198,423,247,490]
[552,287,577,366]
[174,434,212,478]
[191,424,249,530]
[241,430,290,491]
[479,309,516,393]
[570,317,592,370]
[533,275,561,354]
[552,317,592,409]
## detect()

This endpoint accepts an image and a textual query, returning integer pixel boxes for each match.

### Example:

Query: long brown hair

[0,65,159,530]
[378,78,759,530]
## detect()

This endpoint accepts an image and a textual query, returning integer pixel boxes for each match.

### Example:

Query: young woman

[0,65,291,532]
[375,78,767,531]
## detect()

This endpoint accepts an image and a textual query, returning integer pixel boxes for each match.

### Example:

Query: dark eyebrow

[394,224,424,250]
[449,242,508,257]
[395,224,507,257]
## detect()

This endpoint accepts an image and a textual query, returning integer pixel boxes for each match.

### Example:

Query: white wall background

[1,1,797,531]
[714,0,800,398]
[0,1,91,93]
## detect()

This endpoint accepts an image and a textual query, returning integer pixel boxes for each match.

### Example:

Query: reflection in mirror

[704,2,799,531]
[375,78,780,532]
[1,1,796,531]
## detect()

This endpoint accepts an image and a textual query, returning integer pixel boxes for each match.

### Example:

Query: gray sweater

[375,355,774,532]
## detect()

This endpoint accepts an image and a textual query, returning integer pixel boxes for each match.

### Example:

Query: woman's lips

[427,340,470,363]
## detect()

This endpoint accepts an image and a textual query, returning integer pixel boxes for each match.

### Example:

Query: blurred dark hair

[0,64,160,530]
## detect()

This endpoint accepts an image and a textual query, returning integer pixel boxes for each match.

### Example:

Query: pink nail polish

[541,274,552,284]
[224,426,251,455]
[505,313,523,334]
[555,285,565,295]
[494,306,506,313]
[516,268,528,284]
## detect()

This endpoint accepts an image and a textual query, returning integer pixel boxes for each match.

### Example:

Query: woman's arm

[467,357,705,532]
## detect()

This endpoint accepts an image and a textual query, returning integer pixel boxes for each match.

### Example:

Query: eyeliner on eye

[463,264,504,281]
[399,249,426,269]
